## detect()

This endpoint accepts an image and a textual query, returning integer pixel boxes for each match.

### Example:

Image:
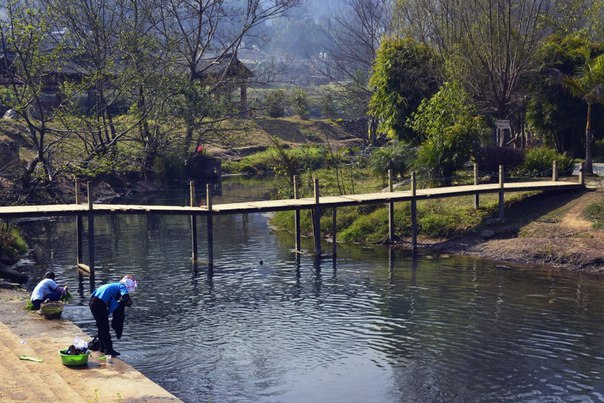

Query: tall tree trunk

[585,103,593,174]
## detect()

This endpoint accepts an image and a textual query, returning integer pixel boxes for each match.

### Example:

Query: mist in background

[242,0,353,84]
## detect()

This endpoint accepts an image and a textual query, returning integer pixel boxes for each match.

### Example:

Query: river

[21,177,604,402]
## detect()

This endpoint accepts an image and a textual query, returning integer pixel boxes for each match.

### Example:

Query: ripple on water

[23,213,604,403]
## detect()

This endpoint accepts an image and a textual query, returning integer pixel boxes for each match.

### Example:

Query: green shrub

[152,151,185,184]
[584,203,604,230]
[369,142,415,182]
[265,89,288,118]
[0,224,28,261]
[514,147,574,177]
[593,139,604,162]
[408,81,486,186]
[338,208,389,243]
[24,300,36,311]
[320,93,337,118]
[473,146,525,175]
[223,146,343,176]
[292,88,310,118]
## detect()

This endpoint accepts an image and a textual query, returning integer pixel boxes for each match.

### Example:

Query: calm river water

[21,178,604,402]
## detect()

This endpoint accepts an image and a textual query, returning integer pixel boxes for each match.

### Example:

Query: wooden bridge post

[498,165,505,220]
[75,178,83,265]
[332,208,337,259]
[388,169,395,243]
[313,179,321,256]
[206,183,214,268]
[579,162,585,185]
[86,181,95,290]
[474,163,480,209]
[293,176,301,254]
[411,172,417,252]
[189,181,198,261]
[552,160,558,182]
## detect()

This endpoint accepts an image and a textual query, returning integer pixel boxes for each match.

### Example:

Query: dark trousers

[32,290,63,309]
[89,296,113,354]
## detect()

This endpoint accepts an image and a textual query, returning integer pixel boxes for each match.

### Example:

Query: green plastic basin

[59,350,90,367]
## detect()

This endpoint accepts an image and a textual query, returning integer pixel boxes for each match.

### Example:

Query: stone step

[0,321,86,402]
[23,335,94,402]
[0,290,181,402]
[0,323,59,401]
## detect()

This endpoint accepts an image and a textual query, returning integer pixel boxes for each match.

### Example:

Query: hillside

[201,117,366,160]
[0,116,366,163]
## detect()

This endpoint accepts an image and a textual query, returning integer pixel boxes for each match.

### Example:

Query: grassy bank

[584,201,604,230]
[269,172,534,244]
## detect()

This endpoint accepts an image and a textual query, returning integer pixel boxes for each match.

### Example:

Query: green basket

[40,301,64,319]
[59,350,90,367]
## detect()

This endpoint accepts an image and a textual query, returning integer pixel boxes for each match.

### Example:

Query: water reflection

[19,179,604,403]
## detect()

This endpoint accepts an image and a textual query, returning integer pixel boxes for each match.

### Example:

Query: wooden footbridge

[0,164,586,284]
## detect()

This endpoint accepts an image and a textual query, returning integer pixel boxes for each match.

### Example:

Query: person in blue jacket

[89,275,137,357]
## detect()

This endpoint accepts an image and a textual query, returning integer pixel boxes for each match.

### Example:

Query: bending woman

[89,275,137,357]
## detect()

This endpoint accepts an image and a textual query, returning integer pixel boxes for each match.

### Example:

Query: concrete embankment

[0,288,181,402]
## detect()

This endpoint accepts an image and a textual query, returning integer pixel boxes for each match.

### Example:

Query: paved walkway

[0,288,181,402]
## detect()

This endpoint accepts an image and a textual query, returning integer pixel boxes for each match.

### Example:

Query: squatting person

[30,271,67,309]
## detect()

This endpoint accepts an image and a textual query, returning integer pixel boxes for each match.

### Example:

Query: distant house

[0,46,86,110]
[1,42,254,116]
[196,53,253,116]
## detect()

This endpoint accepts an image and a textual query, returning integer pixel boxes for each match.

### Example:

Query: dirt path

[422,189,604,273]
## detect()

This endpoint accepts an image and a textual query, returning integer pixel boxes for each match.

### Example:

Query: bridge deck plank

[0,180,584,218]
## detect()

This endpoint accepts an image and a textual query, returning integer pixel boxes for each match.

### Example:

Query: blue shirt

[31,278,58,301]
[91,282,129,314]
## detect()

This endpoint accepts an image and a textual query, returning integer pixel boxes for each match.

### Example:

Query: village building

[196,53,254,117]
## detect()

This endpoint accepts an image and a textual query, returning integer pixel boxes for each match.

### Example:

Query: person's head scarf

[120,275,137,293]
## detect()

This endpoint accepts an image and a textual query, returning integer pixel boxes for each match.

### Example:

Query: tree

[527,33,604,156]
[47,0,133,153]
[368,36,442,143]
[408,80,487,185]
[545,0,604,39]
[395,0,554,146]
[41,0,173,181]
[564,49,604,174]
[119,0,173,179]
[0,0,67,190]
[291,87,309,118]
[149,0,300,147]
[320,0,393,141]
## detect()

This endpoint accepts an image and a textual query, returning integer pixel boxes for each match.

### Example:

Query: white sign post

[495,119,511,130]
[495,119,511,146]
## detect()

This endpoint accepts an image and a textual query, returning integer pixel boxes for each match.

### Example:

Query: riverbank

[417,187,604,274]
[0,288,181,402]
